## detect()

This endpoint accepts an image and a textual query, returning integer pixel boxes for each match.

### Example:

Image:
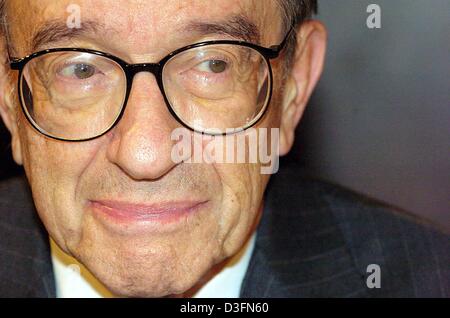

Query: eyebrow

[183,14,260,44]
[28,14,260,54]
[29,19,106,52]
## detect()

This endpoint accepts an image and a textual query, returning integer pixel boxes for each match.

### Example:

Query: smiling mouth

[88,199,209,224]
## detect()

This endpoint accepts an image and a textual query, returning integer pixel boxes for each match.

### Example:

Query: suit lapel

[0,174,55,297]
[240,166,369,297]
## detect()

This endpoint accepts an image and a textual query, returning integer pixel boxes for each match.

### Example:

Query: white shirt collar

[50,233,256,298]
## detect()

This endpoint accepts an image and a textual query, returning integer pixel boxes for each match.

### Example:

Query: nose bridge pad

[127,63,161,79]
[126,63,165,101]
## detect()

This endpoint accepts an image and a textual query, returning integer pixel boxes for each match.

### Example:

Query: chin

[74,242,223,298]
[99,266,212,298]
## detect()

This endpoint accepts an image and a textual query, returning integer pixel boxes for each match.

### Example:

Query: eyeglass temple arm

[7,42,26,70]
[266,27,295,59]
[9,56,24,70]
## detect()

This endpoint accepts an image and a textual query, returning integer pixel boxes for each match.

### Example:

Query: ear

[279,20,327,156]
[0,36,23,166]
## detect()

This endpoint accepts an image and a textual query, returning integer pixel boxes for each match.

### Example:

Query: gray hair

[278,0,318,68]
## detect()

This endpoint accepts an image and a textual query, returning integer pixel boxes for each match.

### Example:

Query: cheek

[213,162,268,256]
[206,123,276,256]
[18,120,101,248]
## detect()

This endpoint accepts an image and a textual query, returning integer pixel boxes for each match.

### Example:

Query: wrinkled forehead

[6,0,284,56]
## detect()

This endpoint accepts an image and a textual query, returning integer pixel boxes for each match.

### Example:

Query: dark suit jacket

[0,165,449,297]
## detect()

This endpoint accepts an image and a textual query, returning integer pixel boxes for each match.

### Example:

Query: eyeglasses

[9,30,292,141]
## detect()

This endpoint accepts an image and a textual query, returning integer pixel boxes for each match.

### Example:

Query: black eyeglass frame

[9,29,293,142]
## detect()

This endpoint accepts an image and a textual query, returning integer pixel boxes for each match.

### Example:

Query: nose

[106,72,183,180]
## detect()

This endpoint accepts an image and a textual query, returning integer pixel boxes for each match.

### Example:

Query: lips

[89,199,208,223]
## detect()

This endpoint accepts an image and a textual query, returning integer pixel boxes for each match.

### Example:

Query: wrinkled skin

[0,0,326,297]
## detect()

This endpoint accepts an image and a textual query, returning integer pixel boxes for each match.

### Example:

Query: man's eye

[195,60,229,74]
[59,63,97,79]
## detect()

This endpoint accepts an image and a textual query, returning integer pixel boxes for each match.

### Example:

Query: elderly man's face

[0,0,325,296]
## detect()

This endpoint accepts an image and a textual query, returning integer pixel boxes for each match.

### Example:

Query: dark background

[0,0,448,229]
[293,0,449,229]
